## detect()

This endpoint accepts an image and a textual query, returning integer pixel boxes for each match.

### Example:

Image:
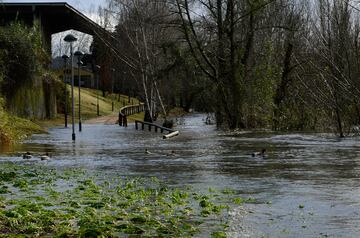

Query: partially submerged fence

[135,120,179,139]
[119,103,145,127]
[119,103,179,139]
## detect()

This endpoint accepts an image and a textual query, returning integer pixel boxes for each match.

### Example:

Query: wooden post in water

[141,122,144,130]
[119,113,122,126]
[135,121,138,130]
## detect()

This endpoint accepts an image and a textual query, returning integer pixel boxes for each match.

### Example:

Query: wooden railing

[119,104,179,139]
[135,120,174,133]
[135,120,179,139]
[119,103,145,127]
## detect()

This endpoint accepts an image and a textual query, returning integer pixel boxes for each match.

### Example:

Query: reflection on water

[1,114,360,237]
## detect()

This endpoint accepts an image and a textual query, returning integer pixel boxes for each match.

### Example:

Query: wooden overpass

[0,2,106,52]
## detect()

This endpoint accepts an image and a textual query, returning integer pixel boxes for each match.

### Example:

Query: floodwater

[1,114,360,237]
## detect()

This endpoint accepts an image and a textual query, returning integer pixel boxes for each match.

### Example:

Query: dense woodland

[89,0,360,137]
[2,0,360,137]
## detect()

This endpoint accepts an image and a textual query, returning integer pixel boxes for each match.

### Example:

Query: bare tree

[174,0,278,129]
[104,0,178,122]
[304,0,358,137]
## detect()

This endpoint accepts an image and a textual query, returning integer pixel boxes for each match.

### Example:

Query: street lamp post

[111,68,115,112]
[96,65,101,116]
[74,51,83,132]
[61,54,69,128]
[64,34,77,141]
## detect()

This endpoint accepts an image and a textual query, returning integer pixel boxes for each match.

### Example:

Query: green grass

[71,86,142,120]
[0,111,44,145]
[0,88,144,144]
[0,163,244,237]
[128,112,145,122]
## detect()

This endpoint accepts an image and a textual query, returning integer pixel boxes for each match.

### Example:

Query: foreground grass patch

[0,163,244,237]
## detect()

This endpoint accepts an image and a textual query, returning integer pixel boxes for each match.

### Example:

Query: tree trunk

[273,42,293,130]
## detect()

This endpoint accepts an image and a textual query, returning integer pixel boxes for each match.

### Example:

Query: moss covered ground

[0,162,249,237]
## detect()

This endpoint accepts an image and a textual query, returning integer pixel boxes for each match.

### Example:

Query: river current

[1,114,360,237]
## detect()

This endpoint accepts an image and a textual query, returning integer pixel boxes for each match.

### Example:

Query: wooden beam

[163,131,179,139]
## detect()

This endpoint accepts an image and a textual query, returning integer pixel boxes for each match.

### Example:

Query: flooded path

[1,114,360,237]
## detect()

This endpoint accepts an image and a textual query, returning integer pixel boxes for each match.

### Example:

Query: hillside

[0,87,144,145]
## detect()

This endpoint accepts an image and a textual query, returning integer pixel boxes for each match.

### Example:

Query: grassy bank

[0,112,44,145]
[0,88,143,144]
[49,86,143,125]
[72,87,142,120]
[0,162,247,237]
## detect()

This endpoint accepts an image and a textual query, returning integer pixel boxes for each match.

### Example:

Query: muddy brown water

[1,114,360,237]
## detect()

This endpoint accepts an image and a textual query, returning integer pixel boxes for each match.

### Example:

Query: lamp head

[74,51,83,57]
[64,34,77,43]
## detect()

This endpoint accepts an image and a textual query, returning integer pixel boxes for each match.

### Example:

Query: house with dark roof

[51,55,96,89]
